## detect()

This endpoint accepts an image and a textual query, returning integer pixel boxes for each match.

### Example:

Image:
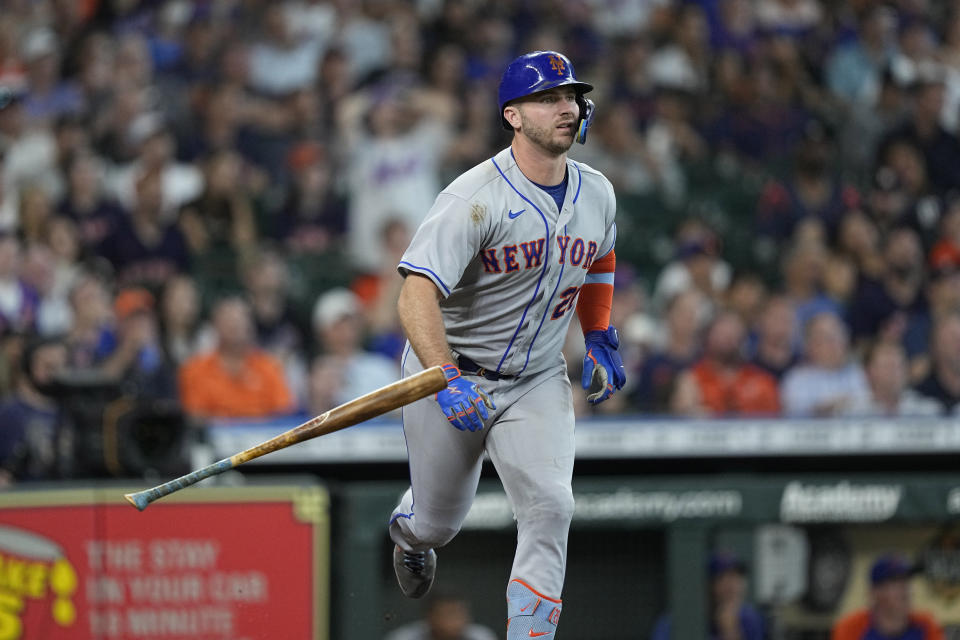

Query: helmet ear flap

[575,97,595,144]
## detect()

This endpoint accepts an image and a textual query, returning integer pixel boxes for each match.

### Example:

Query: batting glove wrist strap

[436,363,496,431]
[581,326,627,405]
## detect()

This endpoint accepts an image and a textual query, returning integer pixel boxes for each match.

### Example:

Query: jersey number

[551,286,580,320]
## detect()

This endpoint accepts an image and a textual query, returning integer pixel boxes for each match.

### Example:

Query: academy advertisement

[0,486,328,640]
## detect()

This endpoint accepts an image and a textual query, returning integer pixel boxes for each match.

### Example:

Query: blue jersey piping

[491,156,552,374]
[398,261,451,296]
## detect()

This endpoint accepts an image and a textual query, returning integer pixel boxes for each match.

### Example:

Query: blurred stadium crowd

[1,0,960,480]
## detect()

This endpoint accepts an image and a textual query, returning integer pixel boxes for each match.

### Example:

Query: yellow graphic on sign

[0,526,78,638]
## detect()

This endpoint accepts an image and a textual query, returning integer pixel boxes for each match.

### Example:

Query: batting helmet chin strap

[575,97,595,145]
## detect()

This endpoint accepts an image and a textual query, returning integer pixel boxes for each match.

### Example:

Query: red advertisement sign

[0,485,329,640]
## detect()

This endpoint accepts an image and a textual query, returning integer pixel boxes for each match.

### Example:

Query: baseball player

[388,51,624,639]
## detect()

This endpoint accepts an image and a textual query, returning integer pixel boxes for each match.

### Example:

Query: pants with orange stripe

[390,346,575,603]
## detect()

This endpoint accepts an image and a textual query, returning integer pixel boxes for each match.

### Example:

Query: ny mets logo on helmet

[549,54,566,75]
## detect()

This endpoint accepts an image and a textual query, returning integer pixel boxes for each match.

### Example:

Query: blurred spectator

[63,272,112,369]
[20,27,84,127]
[825,6,897,106]
[724,271,767,329]
[273,142,347,252]
[865,165,914,238]
[755,120,859,242]
[929,198,960,270]
[0,17,25,89]
[840,68,908,185]
[109,116,204,219]
[0,232,39,336]
[836,208,886,282]
[0,335,68,482]
[651,550,764,640]
[880,67,960,196]
[572,99,680,202]
[157,274,204,367]
[21,240,73,336]
[781,311,870,417]
[647,4,711,94]
[179,296,295,420]
[307,287,397,413]
[95,287,177,400]
[671,311,780,417]
[705,54,809,165]
[709,0,759,55]
[908,263,960,382]
[780,236,842,342]
[247,4,322,98]
[848,227,927,351]
[632,289,704,413]
[57,149,126,255]
[831,553,944,640]
[18,183,54,246]
[0,85,57,214]
[652,221,730,316]
[755,0,821,38]
[334,1,392,84]
[749,295,799,381]
[384,591,497,640]
[915,313,960,415]
[240,247,308,402]
[823,250,858,312]
[97,167,191,292]
[352,217,411,362]
[178,148,257,257]
[337,80,455,272]
[843,341,940,417]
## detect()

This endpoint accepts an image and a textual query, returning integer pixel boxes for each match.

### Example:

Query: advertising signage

[0,485,329,640]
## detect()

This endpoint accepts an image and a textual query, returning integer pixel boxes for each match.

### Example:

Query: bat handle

[123,457,235,511]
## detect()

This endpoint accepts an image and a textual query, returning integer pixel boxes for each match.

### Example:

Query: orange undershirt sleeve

[576,249,615,334]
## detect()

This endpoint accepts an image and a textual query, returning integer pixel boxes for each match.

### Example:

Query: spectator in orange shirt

[672,310,780,416]
[178,296,295,420]
[832,554,944,640]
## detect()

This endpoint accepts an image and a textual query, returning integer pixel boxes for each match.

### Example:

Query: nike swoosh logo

[508,209,526,219]
[528,631,552,637]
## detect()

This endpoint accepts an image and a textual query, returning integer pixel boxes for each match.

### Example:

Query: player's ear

[503,105,522,131]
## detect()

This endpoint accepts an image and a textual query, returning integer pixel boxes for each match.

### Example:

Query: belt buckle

[476,367,488,378]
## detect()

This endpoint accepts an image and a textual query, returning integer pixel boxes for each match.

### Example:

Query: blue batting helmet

[498,51,595,142]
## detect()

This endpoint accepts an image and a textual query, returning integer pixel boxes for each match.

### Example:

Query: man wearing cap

[651,551,765,640]
[831,553,944,640]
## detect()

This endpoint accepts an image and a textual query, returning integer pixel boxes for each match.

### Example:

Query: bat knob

[124,492,149,511]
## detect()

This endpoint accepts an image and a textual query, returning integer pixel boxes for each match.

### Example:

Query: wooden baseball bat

[124,365,447,511]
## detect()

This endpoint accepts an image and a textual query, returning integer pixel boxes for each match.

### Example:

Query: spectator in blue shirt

[0,335,68,482]
[651,551,765,640]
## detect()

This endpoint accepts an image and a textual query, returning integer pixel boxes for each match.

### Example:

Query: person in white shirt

[843,341,941,417]
[781,311,870,416]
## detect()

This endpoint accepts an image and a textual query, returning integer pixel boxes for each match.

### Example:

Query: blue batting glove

[436,363,496,431]
[581,326,626,404]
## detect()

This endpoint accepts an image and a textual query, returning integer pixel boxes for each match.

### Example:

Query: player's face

[515,87,579,156]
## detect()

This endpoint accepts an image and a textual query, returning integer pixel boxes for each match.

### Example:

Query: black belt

[456,354,515,381]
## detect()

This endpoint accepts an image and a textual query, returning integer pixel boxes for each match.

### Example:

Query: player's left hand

[581,326,626,404]
[436,363,496,431]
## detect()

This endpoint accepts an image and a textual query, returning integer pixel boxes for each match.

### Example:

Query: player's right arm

[397,271,496,432]
[397,272,453,368]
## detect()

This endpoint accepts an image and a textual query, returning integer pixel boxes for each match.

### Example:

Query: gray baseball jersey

[398,146,617,376]
[390,146,617,603]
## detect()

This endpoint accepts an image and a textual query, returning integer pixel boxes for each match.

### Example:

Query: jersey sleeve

[596,176,617,259]
[397,192,489,298]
